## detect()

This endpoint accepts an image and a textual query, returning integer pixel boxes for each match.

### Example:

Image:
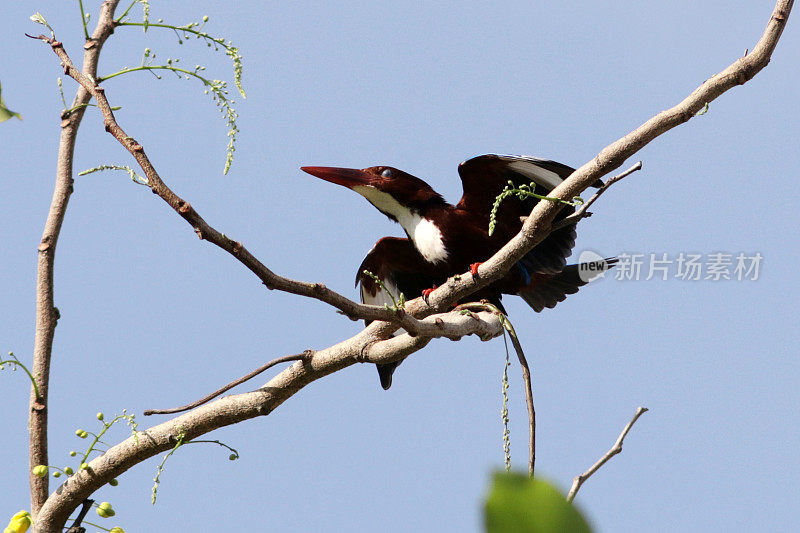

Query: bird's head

[301,165,445,222]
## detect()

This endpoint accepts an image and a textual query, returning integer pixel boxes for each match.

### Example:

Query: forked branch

[551,161,643,231]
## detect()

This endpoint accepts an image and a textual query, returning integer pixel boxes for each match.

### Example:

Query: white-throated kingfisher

[302,154,614,389]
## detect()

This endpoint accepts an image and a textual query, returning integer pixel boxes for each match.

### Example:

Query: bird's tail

[377,361,403,390]
[518,258,617,312]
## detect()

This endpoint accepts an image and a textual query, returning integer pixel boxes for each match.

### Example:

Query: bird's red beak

[300,166,373,189]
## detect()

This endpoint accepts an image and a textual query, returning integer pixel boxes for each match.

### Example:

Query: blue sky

[2,2,798,531]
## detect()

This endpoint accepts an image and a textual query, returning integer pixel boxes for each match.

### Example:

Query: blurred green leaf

[0,82,22,123]
[485,472,592,533]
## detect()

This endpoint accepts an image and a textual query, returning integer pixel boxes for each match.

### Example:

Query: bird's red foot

[470,262,482,276]
[421,285,438,304]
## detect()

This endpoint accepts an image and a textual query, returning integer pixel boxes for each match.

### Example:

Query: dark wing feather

[518,258,617,312]
[457,154,598,274]
[356,237,444,389]
[356,237,443,311]
[456,154,588,216]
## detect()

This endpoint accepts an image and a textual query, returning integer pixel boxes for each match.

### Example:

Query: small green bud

[75,429,84,436]
[109,527,126,533]
[228,453,237,461]
[64,466,74,475]
[96,502,115,518]
[32,465,48,478]
[203,15,209,22]
[109,478,119,486]
[96,412,104,421]
[79,463,89,471]
[69,451,77,457]
[53,471,61,478]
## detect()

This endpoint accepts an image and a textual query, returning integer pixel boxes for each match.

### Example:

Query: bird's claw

[421,285,437,305]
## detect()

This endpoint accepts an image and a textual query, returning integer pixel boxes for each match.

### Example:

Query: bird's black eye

[380,168,393,178]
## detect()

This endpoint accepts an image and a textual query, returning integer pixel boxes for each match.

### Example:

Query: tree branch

[566,406,648,502]
[28,0,120,517]
[33,309,504,531]
[144,306,509,416]
[27,31,422,326]
[419,0,794,311]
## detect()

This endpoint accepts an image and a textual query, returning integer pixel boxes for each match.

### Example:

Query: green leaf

[485,472,592,533]
[0,82,22,123]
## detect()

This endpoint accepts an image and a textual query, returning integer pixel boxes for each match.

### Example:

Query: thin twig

[455,302,535,476]
[65,498,93,533]
[551,161,642,231]
[143,352,313,415]
[566,406,648,502]
[505,321,535,477]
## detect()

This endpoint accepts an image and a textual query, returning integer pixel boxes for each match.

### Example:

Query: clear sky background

[2,2,798,532]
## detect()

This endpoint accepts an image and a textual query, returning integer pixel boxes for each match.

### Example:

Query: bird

[301,154,614,389]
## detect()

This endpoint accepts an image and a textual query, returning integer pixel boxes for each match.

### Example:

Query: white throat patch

[409,216,448,263]
[353,185,449,264]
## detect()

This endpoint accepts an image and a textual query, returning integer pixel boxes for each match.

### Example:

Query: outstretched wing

[457,154,600,274]
[456,154,580,218]
[356,237,444,389]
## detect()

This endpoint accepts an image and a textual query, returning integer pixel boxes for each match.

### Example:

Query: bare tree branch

[420,0,795,311]
[27,30,424,326]
[33,309,504,531]
[566,407,649,502]
[28,0,120,516]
